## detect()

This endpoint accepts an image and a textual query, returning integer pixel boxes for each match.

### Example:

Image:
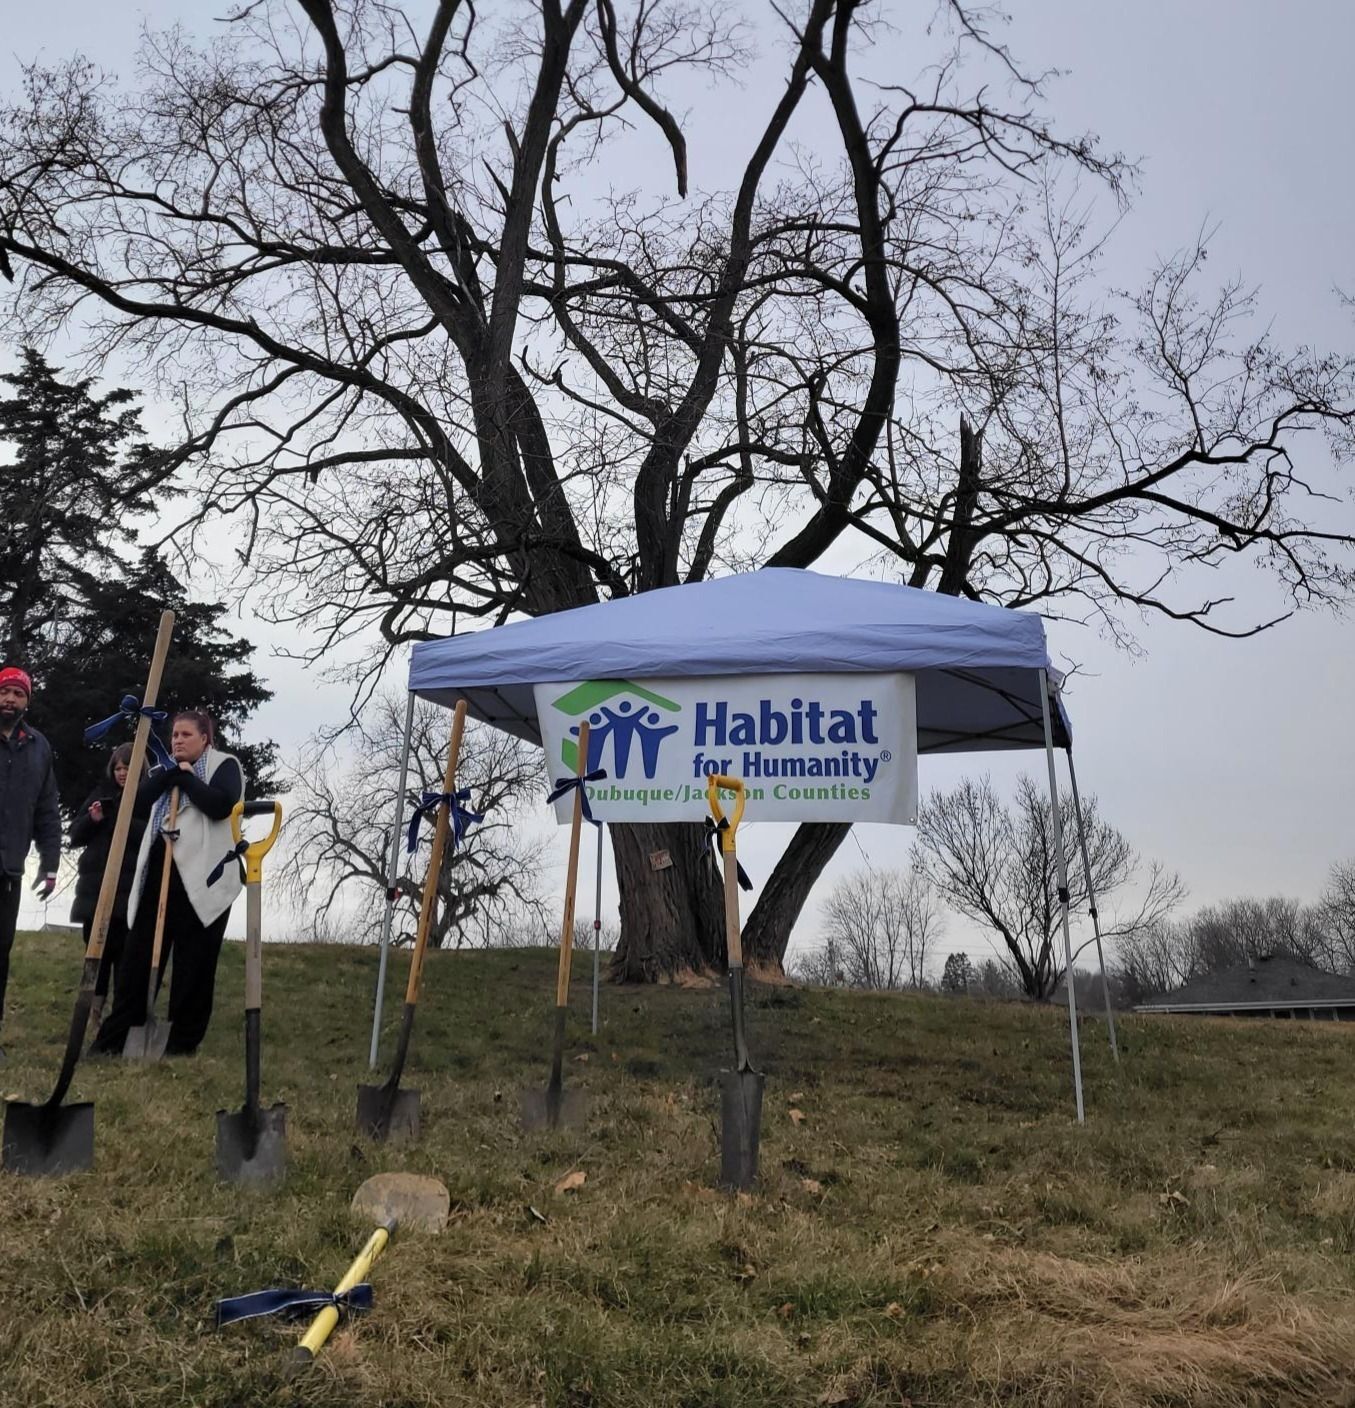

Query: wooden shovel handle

[84,610,175,967]
[146,789,181,983]
[555,720,590,1007]
[405,701,468,1005]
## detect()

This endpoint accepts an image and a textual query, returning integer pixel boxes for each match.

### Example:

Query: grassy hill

[3,930,1355,1407]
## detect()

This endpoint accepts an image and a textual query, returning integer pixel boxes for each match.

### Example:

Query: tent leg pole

[1040,670,1085,1124]
[369,688,417,1070]
[591,824,604,1036]
[1066,747,1120,1063]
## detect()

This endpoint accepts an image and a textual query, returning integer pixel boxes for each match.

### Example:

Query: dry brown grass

[2,934,1355,1406]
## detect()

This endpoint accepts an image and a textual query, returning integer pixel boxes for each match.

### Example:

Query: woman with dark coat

[69,742,146,1011]
[90,710,245,1057]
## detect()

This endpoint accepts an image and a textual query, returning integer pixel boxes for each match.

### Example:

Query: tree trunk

[742,822,853,971]
[610,821,726,981]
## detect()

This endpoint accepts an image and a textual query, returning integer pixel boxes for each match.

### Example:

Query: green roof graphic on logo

[551,680,681,773]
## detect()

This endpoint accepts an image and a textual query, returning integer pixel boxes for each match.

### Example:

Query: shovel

[216,798,287,1185]
[357,701,468,1142]
[522,719,592,1132]
[707,773,764,1191]
[2,610,176,1177]
[288,1172,450,1372]
[123,790,181,1063]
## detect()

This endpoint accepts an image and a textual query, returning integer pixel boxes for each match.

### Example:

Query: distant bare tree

[1312,861,1355,973]
[972,957,1022,1000]
[1114,919,1199,1005]
[790,936,846,988]
[280,690,549,948]
[1118,880,1355,1001]
[812,865,942,990]
[916,774,1183,999]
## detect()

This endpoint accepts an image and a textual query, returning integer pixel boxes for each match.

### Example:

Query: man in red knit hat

[0,665,62,1058]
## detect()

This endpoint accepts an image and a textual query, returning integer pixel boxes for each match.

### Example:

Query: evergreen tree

[34,549,280,812]
[0,348,278,812]
[0,346,156,660]
[941,952,974,996]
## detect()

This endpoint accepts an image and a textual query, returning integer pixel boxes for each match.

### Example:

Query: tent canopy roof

[409,569,1070,753]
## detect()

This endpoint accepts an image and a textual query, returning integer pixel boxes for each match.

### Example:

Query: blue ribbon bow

[84,694,175,771]
[405,787,484,855]
[206,839,249,888]
[546,769,608,827]
[214,1283,374,1329]
[704,816,753,891]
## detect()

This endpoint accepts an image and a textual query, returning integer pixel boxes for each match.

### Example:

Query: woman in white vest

[90,709,245,1056]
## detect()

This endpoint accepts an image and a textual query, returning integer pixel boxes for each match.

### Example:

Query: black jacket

[69,784,147,925]
[0,721,61,879]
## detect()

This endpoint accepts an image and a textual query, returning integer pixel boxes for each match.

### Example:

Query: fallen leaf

[574,1053,590,1063]
[736,1191,755,1207]
[554,1170,587,1195]
[776,1301,794,1320]
[884,1301,905,1320]
[789,1091,805,1101]
[817,1386,852,1406]
[527,1205,548,1224]
[788,1107,806,1126]
[733,1262,757,1281]
[681,1180,719,1201]
[801,1178,823,1194]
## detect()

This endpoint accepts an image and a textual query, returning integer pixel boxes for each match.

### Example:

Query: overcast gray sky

[4,2,1352,960]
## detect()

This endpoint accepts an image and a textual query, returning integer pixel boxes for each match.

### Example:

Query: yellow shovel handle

[230,800,284,885]
[705,774,746,850]
[294,1225,390,1362]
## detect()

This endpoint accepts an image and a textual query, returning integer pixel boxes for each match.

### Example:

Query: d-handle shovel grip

[705,775,746,848]
[231,799,283,885]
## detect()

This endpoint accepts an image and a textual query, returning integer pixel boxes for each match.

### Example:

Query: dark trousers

[90,855,230,1056]
[0,872,21,1024]
[81,915,128,1002]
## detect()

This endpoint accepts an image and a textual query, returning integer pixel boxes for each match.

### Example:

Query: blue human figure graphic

[571,697,678,779]
[598,701,644,774]
[569,710,611,773]
[634,710,680,778]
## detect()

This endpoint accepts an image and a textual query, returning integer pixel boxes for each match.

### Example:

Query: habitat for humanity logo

[551,680,682,780]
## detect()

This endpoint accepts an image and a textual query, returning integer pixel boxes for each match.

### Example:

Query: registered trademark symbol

[880,749,892,761]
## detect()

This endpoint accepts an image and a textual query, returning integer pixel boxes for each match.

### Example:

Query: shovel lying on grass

[2,610,176,1177]
[288,1172,450,1372]
[357,701,470,1142]
[707,773,764,1191]
[522,719,594,1132]
[215,799,287,1185]
[123,789,181,1063]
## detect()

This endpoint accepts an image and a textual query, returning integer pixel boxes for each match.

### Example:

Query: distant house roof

[1136,953,1355,1014]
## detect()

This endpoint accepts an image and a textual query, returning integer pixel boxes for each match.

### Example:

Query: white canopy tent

[375,570,1116,1121]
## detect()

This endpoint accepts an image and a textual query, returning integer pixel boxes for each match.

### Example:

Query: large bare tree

[916,773,1183,998]
[1,1,1351,979]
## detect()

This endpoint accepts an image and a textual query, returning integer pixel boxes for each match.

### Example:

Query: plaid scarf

[150,751,210,839]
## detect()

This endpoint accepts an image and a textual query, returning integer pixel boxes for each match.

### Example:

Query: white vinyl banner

[534,672,918,825]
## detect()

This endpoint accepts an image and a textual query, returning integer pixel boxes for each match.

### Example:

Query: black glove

[32,873,57,901]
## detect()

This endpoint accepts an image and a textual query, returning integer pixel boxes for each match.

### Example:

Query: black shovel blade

[2,1099,95,1178]
[520,1084,589,1132]
[215,1102,287,1185]
[356,1082,420,1143]
[122,1015,169,1064]
[718,1068,764,1191]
